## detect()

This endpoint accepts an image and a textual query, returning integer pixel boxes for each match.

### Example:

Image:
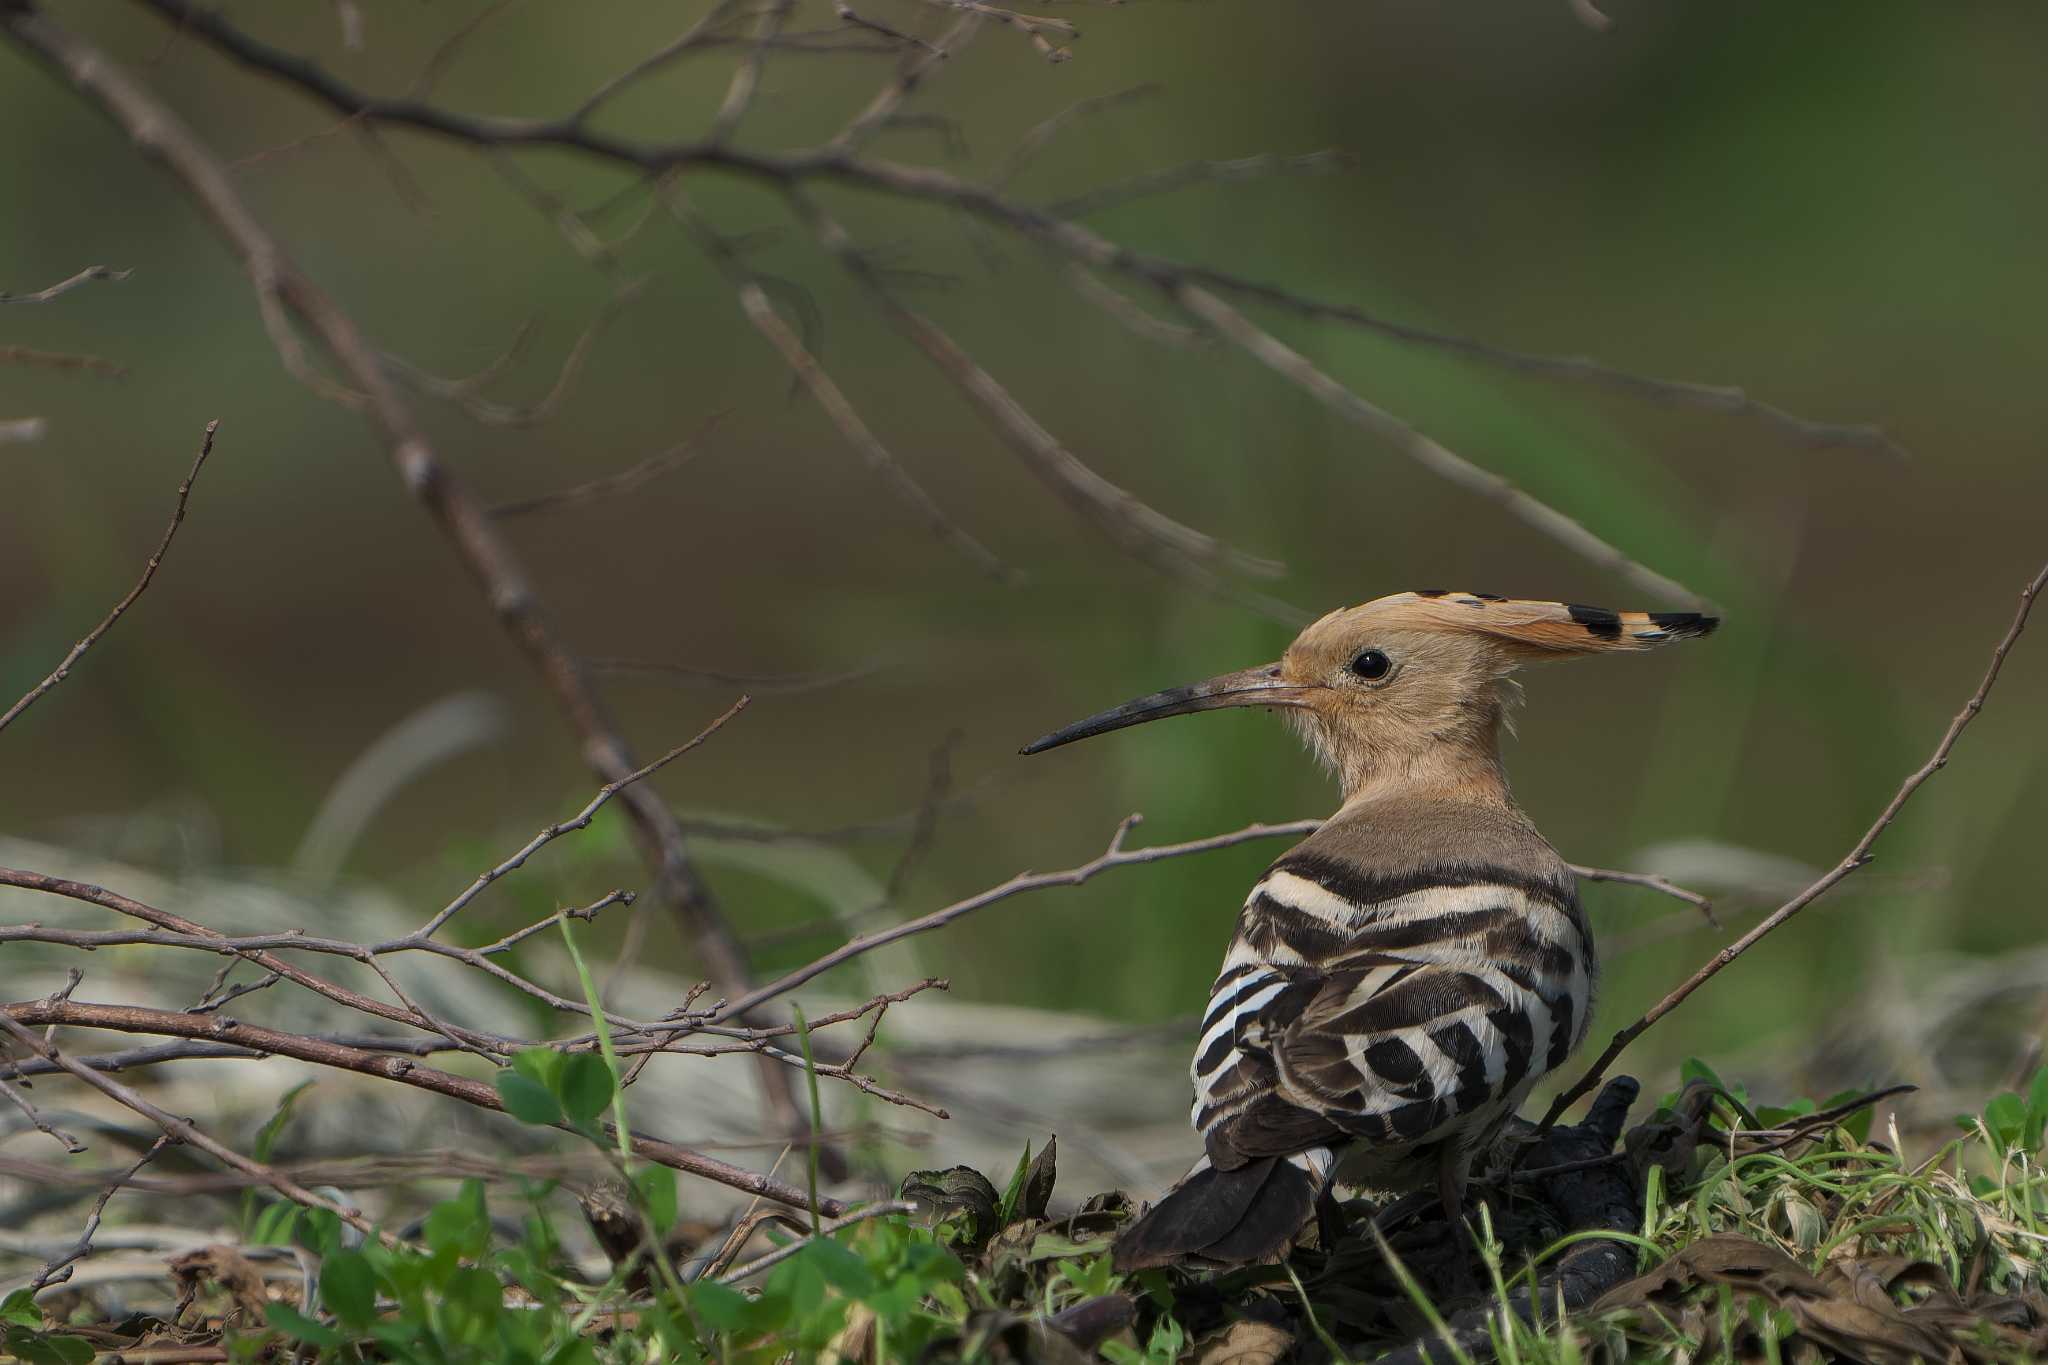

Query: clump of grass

[6,1065,2043,1363]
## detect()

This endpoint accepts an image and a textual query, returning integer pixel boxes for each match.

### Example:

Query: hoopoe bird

[1023,591,1715,1270]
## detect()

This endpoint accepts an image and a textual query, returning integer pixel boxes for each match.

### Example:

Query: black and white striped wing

[1189,854,1592,1172]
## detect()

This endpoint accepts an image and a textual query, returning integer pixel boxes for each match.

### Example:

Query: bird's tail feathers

[1111,1151,1328,1272]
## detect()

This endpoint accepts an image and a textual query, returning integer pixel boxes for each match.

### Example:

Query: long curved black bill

[1020,665,1313,755]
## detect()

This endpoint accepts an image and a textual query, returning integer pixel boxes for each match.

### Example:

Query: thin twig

[1042,149,1352,220]
[0,420,217,737]
[0,264,132,303]
[0,0,807,1143]
[27,1134,173,1290]
[0,999,845,1216]
[1543,557,2048,1126]
[1572,864,1717,926]
[488,416,722,519]
[707,814,1318,1025]
[384,277,646,426]
[716,1200,917,1282]
[416,694,750,940]
[0,1012,387,1241]
[0,343,128,378]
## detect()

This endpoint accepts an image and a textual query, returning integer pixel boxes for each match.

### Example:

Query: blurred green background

[3,1,2044,1115]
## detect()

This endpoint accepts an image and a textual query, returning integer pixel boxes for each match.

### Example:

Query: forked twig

[0,420,218,737]
[1544,557,2048,1125]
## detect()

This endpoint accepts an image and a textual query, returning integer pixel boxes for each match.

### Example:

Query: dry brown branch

[994,83,1159,191]
[832,2,939,53]
[663,186,1017,583]
[27,1134,172,1291]
[830,11,978,151]
[0,1067,87,1153]
[0,420,217,737]
[918,0,1071,62]
[0,264,132,303]
[0,1033,452,1084]
[0,0,810,1144]
[109,0,1898,465]
[716,1199,917,1283]
[1042,149,1353,220]
[418,695,749,940]
[1543,556,2048,1126]
[406,0,519,99]
[0,343,128,378]
[712,0,798,143]
[787,192,1294,606]
[1573,864,1717,926]
[0,1000,843,1215]
[571,0,747,123]
[384,278,645,426]
[1170,283,1709,609]
[706,814,1322,1026]
[489,433,712,520]
[1063,264,1205,348]
[91,0,1893,606]
[588,656,884,695]
[0,1011,388,1241]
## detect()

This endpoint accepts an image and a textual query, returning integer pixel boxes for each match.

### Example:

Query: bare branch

[0,420,217,737]
[0,343,128,378]
[588,656,885,696]
[994,82,1159,191]
[0,1011,388,1241]
[571,0,748,124]
[707,815,1322,1025]
[384,278,646,427]
[830,11,977,152]
[717,1199,917,1282]
[0,1000,842,1216]
[417,695,750,941]
[1571,864,1717,926]
[489,433,713,520]
[0,264,132,303]
[1042,148,1353,220]
[788,193,1294,610]
[712,0,798,144]
[27,1134,172,1291]
[1544,556,2048,1126]
[1171,283,1709,608]
[0,0,812,1144]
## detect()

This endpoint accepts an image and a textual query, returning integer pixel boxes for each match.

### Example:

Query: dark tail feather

[1111,1158,1317,1271]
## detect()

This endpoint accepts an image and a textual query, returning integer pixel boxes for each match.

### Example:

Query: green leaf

[1,1289,41,1328]
[294,1207,344,1260]
[510,1047,566,1091]
[997,1143,1033,1225]
[495,1070,563,1128]
[320,1249,378,1327]
[2026,1067,2048,1150]
[5,1329,94,1365]
[689,1279,754,1333]
[804,1238,877,1297]
[1983,1092,2028,1151]
[262,1303,343,1349]
[558,1052,615,1124]
[424,1180,492,1259]
[251,1080,315,1162]
[633,1165,678,1236]
[1680,1057,1724,1089]
[249,1200,299,1247]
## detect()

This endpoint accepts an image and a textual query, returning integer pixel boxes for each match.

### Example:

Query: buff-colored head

[1023,590,1716,803]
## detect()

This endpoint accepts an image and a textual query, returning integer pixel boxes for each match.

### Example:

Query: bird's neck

[1332,740,1512,810]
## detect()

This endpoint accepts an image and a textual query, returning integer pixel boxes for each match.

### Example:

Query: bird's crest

[1325,590,1717,657]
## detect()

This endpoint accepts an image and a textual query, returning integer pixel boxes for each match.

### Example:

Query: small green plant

[1958,1065,2048,1157]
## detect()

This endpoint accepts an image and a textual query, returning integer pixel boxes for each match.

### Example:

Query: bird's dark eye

[1348,648,1392,681]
